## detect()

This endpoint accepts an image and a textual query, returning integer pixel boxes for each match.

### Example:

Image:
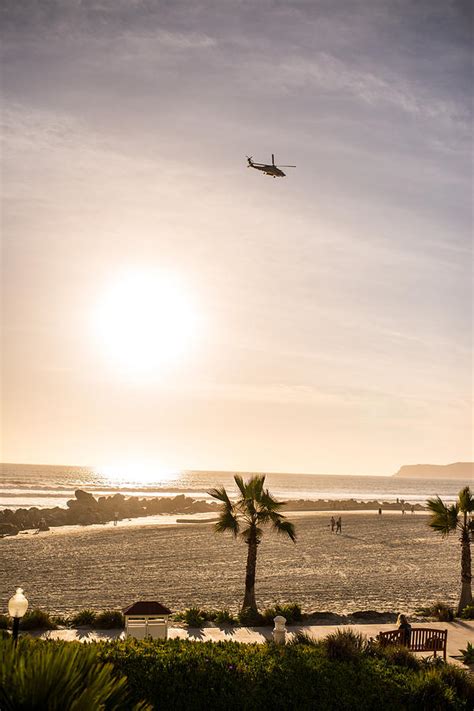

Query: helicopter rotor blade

[277,165,296,168]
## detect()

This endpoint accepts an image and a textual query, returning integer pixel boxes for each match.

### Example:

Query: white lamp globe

[8,588,28,618]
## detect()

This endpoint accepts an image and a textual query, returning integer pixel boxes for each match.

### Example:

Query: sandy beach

[1,512,460,616]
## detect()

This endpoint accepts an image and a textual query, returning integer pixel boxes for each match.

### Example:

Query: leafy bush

[371,642,420,671]
[323,629,367,661]
[459,641,474,664]
[431,602,455,622]
[0,637,150,710]
[237,607,264,626]
[94,610,125,629]
[182,607,206,627]
[409,669,461,710]
[288,631,319,647]
[213,609,237,625]
[261,603,303,625]
[98,637,473,710]
[436,664,474,706]
[20,608,57,630]
[71,609,97,627]
[416,602,455,622]
[0,615,9,630]
[460,605,474,620]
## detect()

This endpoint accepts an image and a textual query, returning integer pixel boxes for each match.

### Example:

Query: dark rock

[74,490,98,506]
[0,523,19,536]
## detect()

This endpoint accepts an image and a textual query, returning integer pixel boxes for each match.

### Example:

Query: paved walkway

[35,620,474,666]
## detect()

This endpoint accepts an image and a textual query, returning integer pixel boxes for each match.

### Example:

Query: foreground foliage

[98,635,474,710]
[0,637,149,710]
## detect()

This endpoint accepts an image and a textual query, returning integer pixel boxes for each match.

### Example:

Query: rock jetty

[0,490,218,534]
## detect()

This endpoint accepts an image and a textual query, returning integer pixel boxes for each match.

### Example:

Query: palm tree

[209,474,296,614]
[427,486,473,615]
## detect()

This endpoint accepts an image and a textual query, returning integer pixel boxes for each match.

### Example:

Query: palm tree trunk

[458,518,473,615]
[242,528,258,612]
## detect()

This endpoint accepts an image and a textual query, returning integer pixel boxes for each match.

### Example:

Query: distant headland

[393,462,474,479]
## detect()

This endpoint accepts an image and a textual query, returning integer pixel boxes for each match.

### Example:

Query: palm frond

[250,475,266,501]
[214,509,240,537]
[427,496,459,536]
[271,515,297,542]
[233,475,248,499]
[208,486,233,506]
[259,488,285,512]
[458,486,473,513]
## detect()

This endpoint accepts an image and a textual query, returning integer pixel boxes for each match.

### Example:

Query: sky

[1,0,472,476]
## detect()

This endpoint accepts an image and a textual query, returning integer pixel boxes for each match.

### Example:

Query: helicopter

[246,154,296,178]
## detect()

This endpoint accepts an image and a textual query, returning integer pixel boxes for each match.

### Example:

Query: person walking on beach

[336,516,342,534]
[397,613,412,645]
[378,507,382,515]
[330,516,336,532]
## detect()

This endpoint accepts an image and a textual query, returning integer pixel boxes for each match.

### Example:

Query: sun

[94,269,201,378]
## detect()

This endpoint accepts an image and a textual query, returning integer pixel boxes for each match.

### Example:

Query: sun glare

[94,269,201,378]
[98,462,179,485]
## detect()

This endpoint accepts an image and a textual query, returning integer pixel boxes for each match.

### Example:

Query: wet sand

[1,512,459,615]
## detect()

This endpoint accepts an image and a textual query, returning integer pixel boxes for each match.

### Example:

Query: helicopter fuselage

[250,164,286,177]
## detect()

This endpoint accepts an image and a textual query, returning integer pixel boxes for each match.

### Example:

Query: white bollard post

[273,615,287,645]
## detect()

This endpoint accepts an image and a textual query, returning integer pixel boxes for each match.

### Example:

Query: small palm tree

[209,474,296,614]
[427,485,473,615]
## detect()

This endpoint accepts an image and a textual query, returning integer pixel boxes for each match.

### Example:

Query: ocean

[0,462,468,510]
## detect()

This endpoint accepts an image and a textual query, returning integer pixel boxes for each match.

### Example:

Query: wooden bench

[378,628,447,661]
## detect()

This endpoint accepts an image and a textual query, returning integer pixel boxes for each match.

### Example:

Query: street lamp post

[8,588,28,642]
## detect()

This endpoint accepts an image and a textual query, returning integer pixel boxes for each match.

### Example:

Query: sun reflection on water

[97,462,179,486]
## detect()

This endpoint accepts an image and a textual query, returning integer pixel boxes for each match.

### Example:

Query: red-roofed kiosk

[123,601,172,640]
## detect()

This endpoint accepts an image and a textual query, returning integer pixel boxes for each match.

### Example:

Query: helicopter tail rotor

[246,155,253,166]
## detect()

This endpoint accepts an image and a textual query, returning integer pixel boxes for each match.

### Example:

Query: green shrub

[417,602,455,622]
[288,631,319,647]
[94,610,125,629]
[19,608,57,630]
[98,637,472,711]
[436,663,474,706]
[459,641,474,665]
[409,669,460,710]
[431,602,455,622]
[0,637,150,710]
[460,604,474,620]
[182,607,206,627]
[237,607,263,626]
[213,609,237,625]
[323,629,367,661]
[51,614,70,627]
[261,603,303,625]
[0,615,9,630]
[372,642,420,671]
[71,609,97,627]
